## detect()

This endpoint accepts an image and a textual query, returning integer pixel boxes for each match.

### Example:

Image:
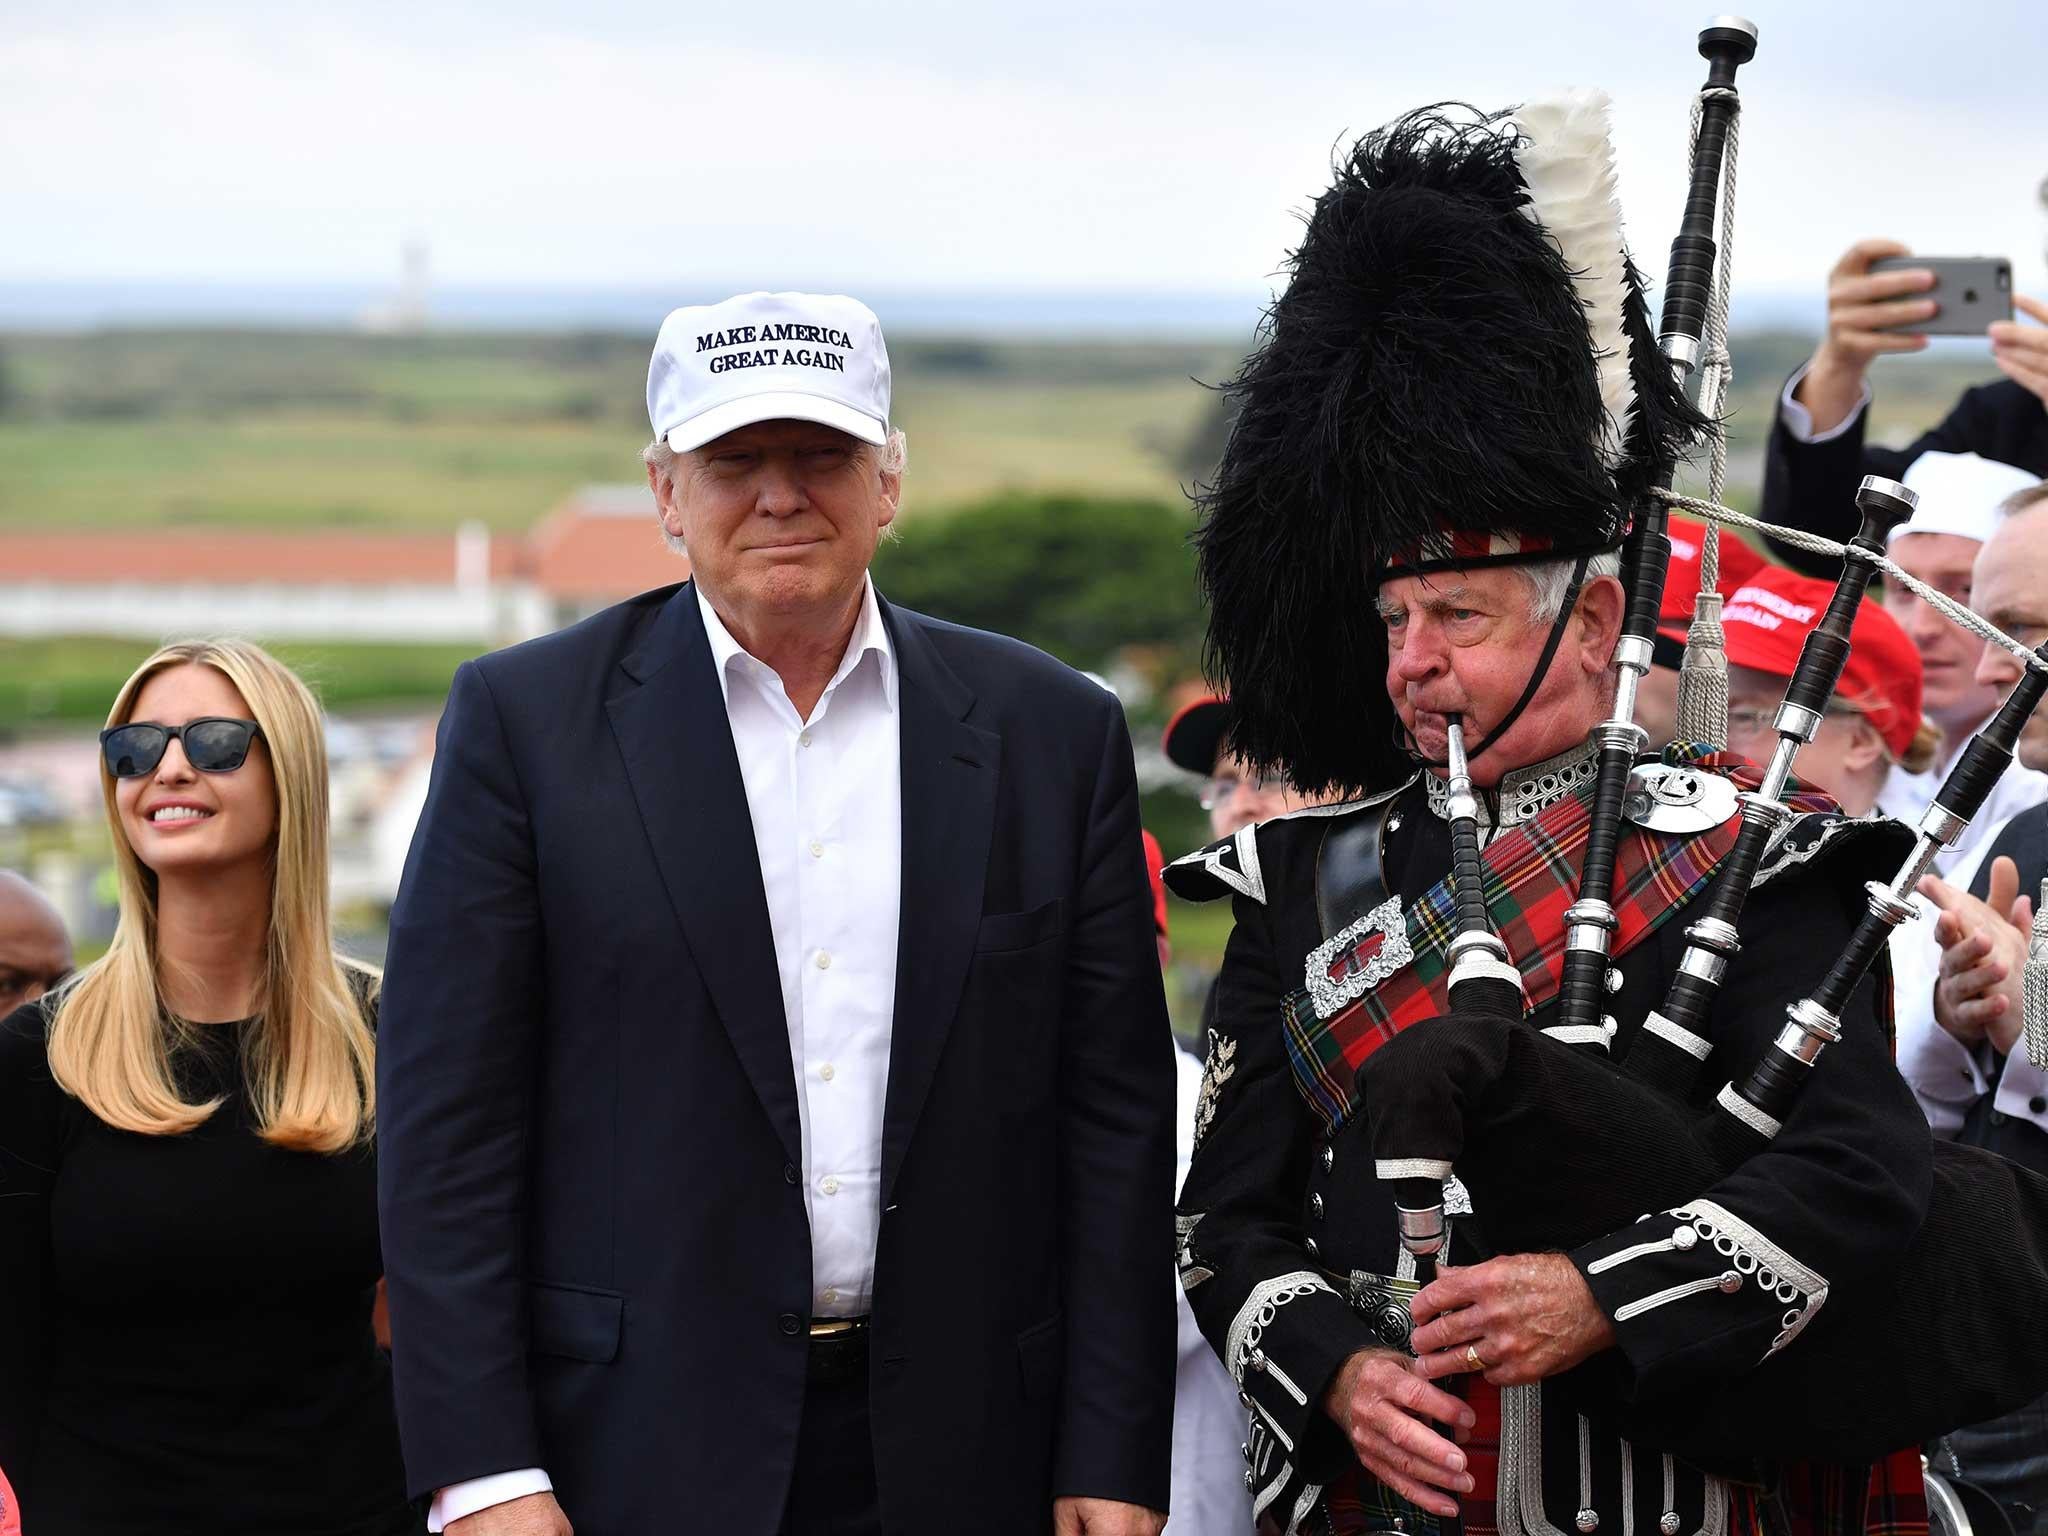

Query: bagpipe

[1363,18,2048,1467]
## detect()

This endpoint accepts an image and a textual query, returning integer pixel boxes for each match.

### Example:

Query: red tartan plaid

[1280,753,1836,1137]
[1320,1387,1923,1536]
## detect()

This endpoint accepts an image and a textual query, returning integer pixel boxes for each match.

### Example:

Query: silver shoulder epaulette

[1162,775,1415,906]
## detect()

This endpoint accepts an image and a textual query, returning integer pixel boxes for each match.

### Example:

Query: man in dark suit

[1915,483,2048,1173]
[1761,236,2048,577]
[1908,484,2048,1536]
[377,291,1175,1536]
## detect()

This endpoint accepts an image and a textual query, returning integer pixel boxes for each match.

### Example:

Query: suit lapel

[606,583,801,1166]
[880,603,999,1201]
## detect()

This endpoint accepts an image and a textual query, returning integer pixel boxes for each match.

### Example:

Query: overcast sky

[5,0,2043,311]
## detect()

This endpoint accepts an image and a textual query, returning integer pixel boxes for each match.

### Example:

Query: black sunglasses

[100,717,263,778]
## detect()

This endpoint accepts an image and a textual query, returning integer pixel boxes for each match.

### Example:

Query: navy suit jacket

[376,582,1177,1534]
[1762,374,2048,577]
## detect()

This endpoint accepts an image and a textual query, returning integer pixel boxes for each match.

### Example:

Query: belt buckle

[808,1317,861,1340]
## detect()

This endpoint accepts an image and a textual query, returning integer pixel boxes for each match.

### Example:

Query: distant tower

[395,238,430,331]
[358,238,431,334]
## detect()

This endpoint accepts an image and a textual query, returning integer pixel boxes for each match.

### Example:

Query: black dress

[0,993,421,1536]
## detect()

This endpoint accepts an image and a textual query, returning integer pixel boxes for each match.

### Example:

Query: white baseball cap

[1894,451,2040,546]
[646,291,890,454]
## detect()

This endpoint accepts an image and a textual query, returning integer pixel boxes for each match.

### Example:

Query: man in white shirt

[1856,452,2048,870]
[379,292,1176,1536]
[1900,481,2048,1536]
[1906,484,2048,1151]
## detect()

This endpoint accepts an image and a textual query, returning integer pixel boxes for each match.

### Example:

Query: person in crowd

[1136,832,1258,1536]
[1164,695,1337,840]
[1162,696,1351,1055]
[1907,483,2048,1151]
[1636,515,1767,749]
[0,639,417,1536]
[1874,454,2044,866]
[1762,232,2048,575]
[1882,481,2048,1536]
[1715,566,1935,817]
[377,291,1175,1536]
[0,870,72,1017]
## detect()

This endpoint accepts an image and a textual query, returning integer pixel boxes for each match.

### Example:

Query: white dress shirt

[430,579,904,1531]
[1777,361,1872,448]
[1883,744,2048,877]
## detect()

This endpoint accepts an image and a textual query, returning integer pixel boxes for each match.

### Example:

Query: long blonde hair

[47,639,377,1152]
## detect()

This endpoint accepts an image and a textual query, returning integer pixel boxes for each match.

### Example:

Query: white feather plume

[1509,89,1635,470]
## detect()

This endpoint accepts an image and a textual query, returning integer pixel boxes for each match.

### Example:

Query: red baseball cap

[1140,829,1170,939]
[1720,566,1924,761]
[1659,516,1768,633]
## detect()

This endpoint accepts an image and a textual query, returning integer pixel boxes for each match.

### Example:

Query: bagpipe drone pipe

[1365,474,2048,1468]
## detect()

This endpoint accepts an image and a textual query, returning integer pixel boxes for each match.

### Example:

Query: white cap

[1893,451,2040,546]
[646,291,890,454]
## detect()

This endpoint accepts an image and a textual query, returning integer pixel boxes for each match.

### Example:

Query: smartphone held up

[1870,255,2014,335]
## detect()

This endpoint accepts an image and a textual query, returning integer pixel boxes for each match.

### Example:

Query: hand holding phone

[1991,292,2048,404]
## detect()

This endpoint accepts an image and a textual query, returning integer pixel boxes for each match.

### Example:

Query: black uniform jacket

[1956,802,2048,1173]
[1168,766,1932,1535]
[376,582,1176,1534]
[1762,376,2048,578]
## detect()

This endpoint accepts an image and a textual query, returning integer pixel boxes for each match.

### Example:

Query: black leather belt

[1316,800,1395,937]
[806,1315,870,1384]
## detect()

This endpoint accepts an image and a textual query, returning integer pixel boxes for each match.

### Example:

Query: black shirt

[0,997,420,1536]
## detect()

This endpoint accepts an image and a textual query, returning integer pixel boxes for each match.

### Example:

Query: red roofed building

[0,487,689,645]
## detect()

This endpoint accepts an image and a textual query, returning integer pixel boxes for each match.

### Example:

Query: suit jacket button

[1310,1193,1325,1221]
[779,1312,803,1336]
[1320,1145,1335,1173]
[784,1162,800,1185]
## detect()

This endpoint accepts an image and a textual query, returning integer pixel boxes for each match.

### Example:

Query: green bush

[872,491,1203,676]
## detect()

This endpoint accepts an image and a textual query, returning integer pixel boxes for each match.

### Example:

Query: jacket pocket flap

[528,1280,623,1363]
[976,897,1069,955]
[1015,1308,1065,1401]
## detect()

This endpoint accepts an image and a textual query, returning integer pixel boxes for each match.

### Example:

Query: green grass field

[0,636,483,728]
[0,325,2015,741]
[0,331,1238,529]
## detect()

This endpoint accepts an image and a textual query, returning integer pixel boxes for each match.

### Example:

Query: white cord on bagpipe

[1653,486,2048,674]
[1674,85,1743,748]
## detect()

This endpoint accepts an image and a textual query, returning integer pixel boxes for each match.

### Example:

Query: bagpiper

[1166,90,1936,1536]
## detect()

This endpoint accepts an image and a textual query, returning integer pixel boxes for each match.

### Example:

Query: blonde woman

[0,640,420,1536]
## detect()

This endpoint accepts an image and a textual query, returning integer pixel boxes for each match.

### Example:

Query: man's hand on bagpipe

[1322,1348,1477,1518]
[1408,1254,1616,1388]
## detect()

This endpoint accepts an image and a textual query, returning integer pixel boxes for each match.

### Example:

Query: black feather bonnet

[1194,98,1706,796]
